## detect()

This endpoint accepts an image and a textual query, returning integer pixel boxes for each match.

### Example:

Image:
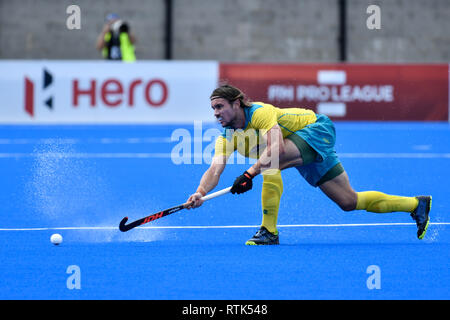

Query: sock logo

[24,68,54,117]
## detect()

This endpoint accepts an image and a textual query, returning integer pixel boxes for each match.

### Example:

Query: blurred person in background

[96,13,136,62]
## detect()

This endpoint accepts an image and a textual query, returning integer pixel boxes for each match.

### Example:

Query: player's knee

[339,202,355,212]
[338,194,358,212]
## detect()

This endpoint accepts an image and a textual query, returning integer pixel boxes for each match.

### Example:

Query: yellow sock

[261,169,283,234]
[356,191,418,213]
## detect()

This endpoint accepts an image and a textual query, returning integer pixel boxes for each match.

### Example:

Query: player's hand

[231,171,253,194]
[185,192,204,209]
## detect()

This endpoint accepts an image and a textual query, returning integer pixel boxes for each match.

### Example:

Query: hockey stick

[119,187,232,232]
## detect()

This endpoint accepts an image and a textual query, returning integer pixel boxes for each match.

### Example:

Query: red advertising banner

[219,64,449,121]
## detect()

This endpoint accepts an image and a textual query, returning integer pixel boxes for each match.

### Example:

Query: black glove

[231,171,254,194]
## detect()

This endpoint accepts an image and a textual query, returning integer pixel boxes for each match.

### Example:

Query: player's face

[211,98,236,127]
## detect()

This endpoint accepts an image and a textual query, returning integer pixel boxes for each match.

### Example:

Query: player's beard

[217,116,231,127]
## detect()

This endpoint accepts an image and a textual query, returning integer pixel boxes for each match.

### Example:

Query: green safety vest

[102,31,136,62]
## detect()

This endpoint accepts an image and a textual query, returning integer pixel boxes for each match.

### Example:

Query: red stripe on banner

[24,77,34,117]
[219,64,449,121]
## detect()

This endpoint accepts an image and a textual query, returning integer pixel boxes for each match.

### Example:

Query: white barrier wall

[0,61,218,124]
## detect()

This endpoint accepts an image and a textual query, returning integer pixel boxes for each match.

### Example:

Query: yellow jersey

[214,102,316,159]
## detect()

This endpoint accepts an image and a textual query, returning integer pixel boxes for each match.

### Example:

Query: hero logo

[24,69,54,117]
[72,78,168,108]
[267,70,394,117]
[24,69,168,117]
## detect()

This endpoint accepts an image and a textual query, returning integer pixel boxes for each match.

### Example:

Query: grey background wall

[347,0,450,62]
[0,0,448,62]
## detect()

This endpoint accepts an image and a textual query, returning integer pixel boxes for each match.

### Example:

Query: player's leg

[319,169,431,239]
[260,168,283,234]
[281,114,430,239]
[246,138,304,245]
[317,170,358,212]
[278,138,304,169]
[261,136,316,234]
[318,170,419,213]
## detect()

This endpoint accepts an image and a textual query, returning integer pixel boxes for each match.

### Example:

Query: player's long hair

[210,84,252,108]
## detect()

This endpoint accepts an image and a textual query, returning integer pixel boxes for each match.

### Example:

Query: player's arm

[248,124,285,176]
[186,155,228,209]
[230,124,285,195]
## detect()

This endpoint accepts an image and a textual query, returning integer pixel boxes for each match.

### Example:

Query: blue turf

[0,122,449,299]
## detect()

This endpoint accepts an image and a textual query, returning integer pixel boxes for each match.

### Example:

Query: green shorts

[286,114,344,187]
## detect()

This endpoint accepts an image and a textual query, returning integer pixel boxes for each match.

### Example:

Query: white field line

[340,153,450,159]
[0,137,200,144]
[0,152,173,158]
[1,152,450,159]
[0,222,449,231]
